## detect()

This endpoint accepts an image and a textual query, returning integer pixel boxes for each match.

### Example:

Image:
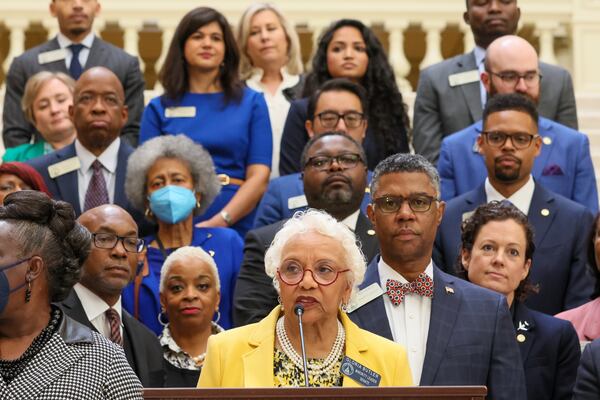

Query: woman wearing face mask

[122,135,243,335]
[3,71,76,162]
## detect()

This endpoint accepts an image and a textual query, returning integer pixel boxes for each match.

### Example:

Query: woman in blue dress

[140,7,272,237]
[122,135,243,335]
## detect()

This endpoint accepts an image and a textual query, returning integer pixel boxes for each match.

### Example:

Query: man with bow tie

[348,153,526,399]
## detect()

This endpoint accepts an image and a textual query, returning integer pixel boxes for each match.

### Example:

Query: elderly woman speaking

[199,209,412,387]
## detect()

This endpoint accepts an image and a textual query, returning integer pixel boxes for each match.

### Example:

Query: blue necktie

[68,44,84,80]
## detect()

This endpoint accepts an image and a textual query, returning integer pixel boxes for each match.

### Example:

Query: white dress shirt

[56,32,95,70]
[246,68,300,178]
[340,209,360,232]
[473,46,487,107]
[378,258,433,384]
[73,282,124,339]
[75,137,120,210]
[485,175,535,215]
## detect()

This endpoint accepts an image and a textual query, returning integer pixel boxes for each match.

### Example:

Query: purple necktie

[84,160,109,211]
[105,308,123,346]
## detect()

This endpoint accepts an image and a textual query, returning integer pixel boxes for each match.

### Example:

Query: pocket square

[542,164,564,176]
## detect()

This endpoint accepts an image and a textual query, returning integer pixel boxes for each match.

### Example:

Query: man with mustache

[3,0,144,148]
[233,132,378,326]
[348,152,525,398]
[435,93,594,315]
[412,0,577,164]
[60,204,164,387]
[437,35,597,213]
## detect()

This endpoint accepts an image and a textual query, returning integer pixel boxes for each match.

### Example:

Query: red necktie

[105,308,123,346]
[84,160,109,211]
[386,273,434,306]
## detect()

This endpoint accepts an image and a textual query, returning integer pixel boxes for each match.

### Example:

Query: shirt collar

[75,137,120,174]
[474,45,486,68]
[56,31,95,49]
[485,175,535,215]
[340,209,360,231]
[246,67,300,92]
[73,282,122,323]
[378,257,434,285]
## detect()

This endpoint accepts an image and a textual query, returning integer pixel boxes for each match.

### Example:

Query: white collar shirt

[56,32,95,71]
[473,46,487,107]
[378,258,433,384]
[340,209,360,232]
[73,282,123,339]
[75,137,120,210]
[485,175,535,215]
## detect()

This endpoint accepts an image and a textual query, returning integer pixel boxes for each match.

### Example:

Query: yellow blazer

[198,307,413,387]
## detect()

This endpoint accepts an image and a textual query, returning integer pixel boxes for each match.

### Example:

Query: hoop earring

[157,310,168,327]
[196,199,201,209]
[25,274,32,303]
[145,207,153,218]
[213,310,221,324]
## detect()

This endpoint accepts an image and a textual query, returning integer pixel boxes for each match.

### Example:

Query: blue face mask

[0,257,31,315]
[148,185,197,224]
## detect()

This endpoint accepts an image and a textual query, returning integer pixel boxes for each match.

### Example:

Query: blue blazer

[27,141,152,235]
[513,302,580,399]
[434,183,594,315]
[574,339,600,399]
[253,171,373,228]
[437,118,598,213]
[348,258,526,399]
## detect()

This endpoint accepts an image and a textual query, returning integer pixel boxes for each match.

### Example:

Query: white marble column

[388,23,412,93]
[420,21,445,69]
[536,23,558,65]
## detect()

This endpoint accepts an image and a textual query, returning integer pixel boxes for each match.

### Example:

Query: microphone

[294,303,310,387]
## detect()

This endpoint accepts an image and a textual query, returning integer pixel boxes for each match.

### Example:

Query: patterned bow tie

[386,273,434,306]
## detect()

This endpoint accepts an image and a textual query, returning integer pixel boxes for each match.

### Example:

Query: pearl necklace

[276,316,345,374]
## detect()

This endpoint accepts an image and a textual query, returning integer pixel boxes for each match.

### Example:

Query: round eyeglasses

[92,233,145,253]
[277,262,350,286]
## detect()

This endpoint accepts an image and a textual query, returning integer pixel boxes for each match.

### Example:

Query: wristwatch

[220,210,233,226]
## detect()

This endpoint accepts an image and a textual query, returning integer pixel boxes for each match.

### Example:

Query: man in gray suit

[413,0,577,164]
[3,0,144,148]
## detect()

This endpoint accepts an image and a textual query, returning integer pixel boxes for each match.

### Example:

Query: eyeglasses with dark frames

[487,70,542,87]
[304,153,363,171]
[373,195,439,213]
[92,233,145,253]
[277,262,350,286]
[481,131,539,149]
[316,111,365,129]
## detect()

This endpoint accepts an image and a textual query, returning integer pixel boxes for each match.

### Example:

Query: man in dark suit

[437,35,597,212]
[234,132,378,326]
[27,67,149,234]
[413,0,577,164]
[574,339,600,399]
[60,204,164,387]
[3,0,144,147]
[435,93,593,315]
[348,153,525,398]
[255,79,371,228]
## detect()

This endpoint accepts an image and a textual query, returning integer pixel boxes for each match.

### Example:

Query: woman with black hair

[278,19,410,175]
[140,7,272,237]
[0,191,142,398]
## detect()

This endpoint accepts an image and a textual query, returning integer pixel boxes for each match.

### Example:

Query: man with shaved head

[437,35,597,212]
[28,67,151,233]
[413,0,577,164]
[60,205,164,387]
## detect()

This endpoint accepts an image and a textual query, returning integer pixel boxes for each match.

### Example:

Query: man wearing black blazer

[60,204,164,388]
[3,0,144,147]
[233,132,378,326]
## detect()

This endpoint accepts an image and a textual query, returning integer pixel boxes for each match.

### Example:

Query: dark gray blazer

[3,36,144,147]
[412,50,578,164]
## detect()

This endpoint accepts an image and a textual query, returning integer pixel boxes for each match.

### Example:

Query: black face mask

[0,257,31,315]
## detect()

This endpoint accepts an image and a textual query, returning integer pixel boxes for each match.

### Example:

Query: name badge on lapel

[340,356,381,387]
[37,48,68,65]
[287,194,307,210]
[448,70,480,87]
[48,156,81,179]
[165,106,196,118]
[345,283,384,313]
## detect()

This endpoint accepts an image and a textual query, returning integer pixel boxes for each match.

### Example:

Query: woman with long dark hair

[278,19,410,174]
[140,7,272,237]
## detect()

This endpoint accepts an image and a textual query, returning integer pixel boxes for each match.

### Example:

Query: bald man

[60,205,164,387]
[437,35,597,213]
[28,67,152,233]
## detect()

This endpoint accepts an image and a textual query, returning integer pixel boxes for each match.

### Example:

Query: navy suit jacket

[574,339,600,399]
[438,118,598,213]
[348,258,526,399]
[513,302,580,399]
[253,171,373,228]
[434,183,594,315]
[27,140,152,235]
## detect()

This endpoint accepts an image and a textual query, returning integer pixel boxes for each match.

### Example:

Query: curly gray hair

[125,135,221,217]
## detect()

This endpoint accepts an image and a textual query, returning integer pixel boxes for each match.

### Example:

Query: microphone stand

[294,304,310,387]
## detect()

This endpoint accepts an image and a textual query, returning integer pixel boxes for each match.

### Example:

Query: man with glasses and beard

[435,93,594,316]
[233,132,378,326]
[437,35,597,213]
